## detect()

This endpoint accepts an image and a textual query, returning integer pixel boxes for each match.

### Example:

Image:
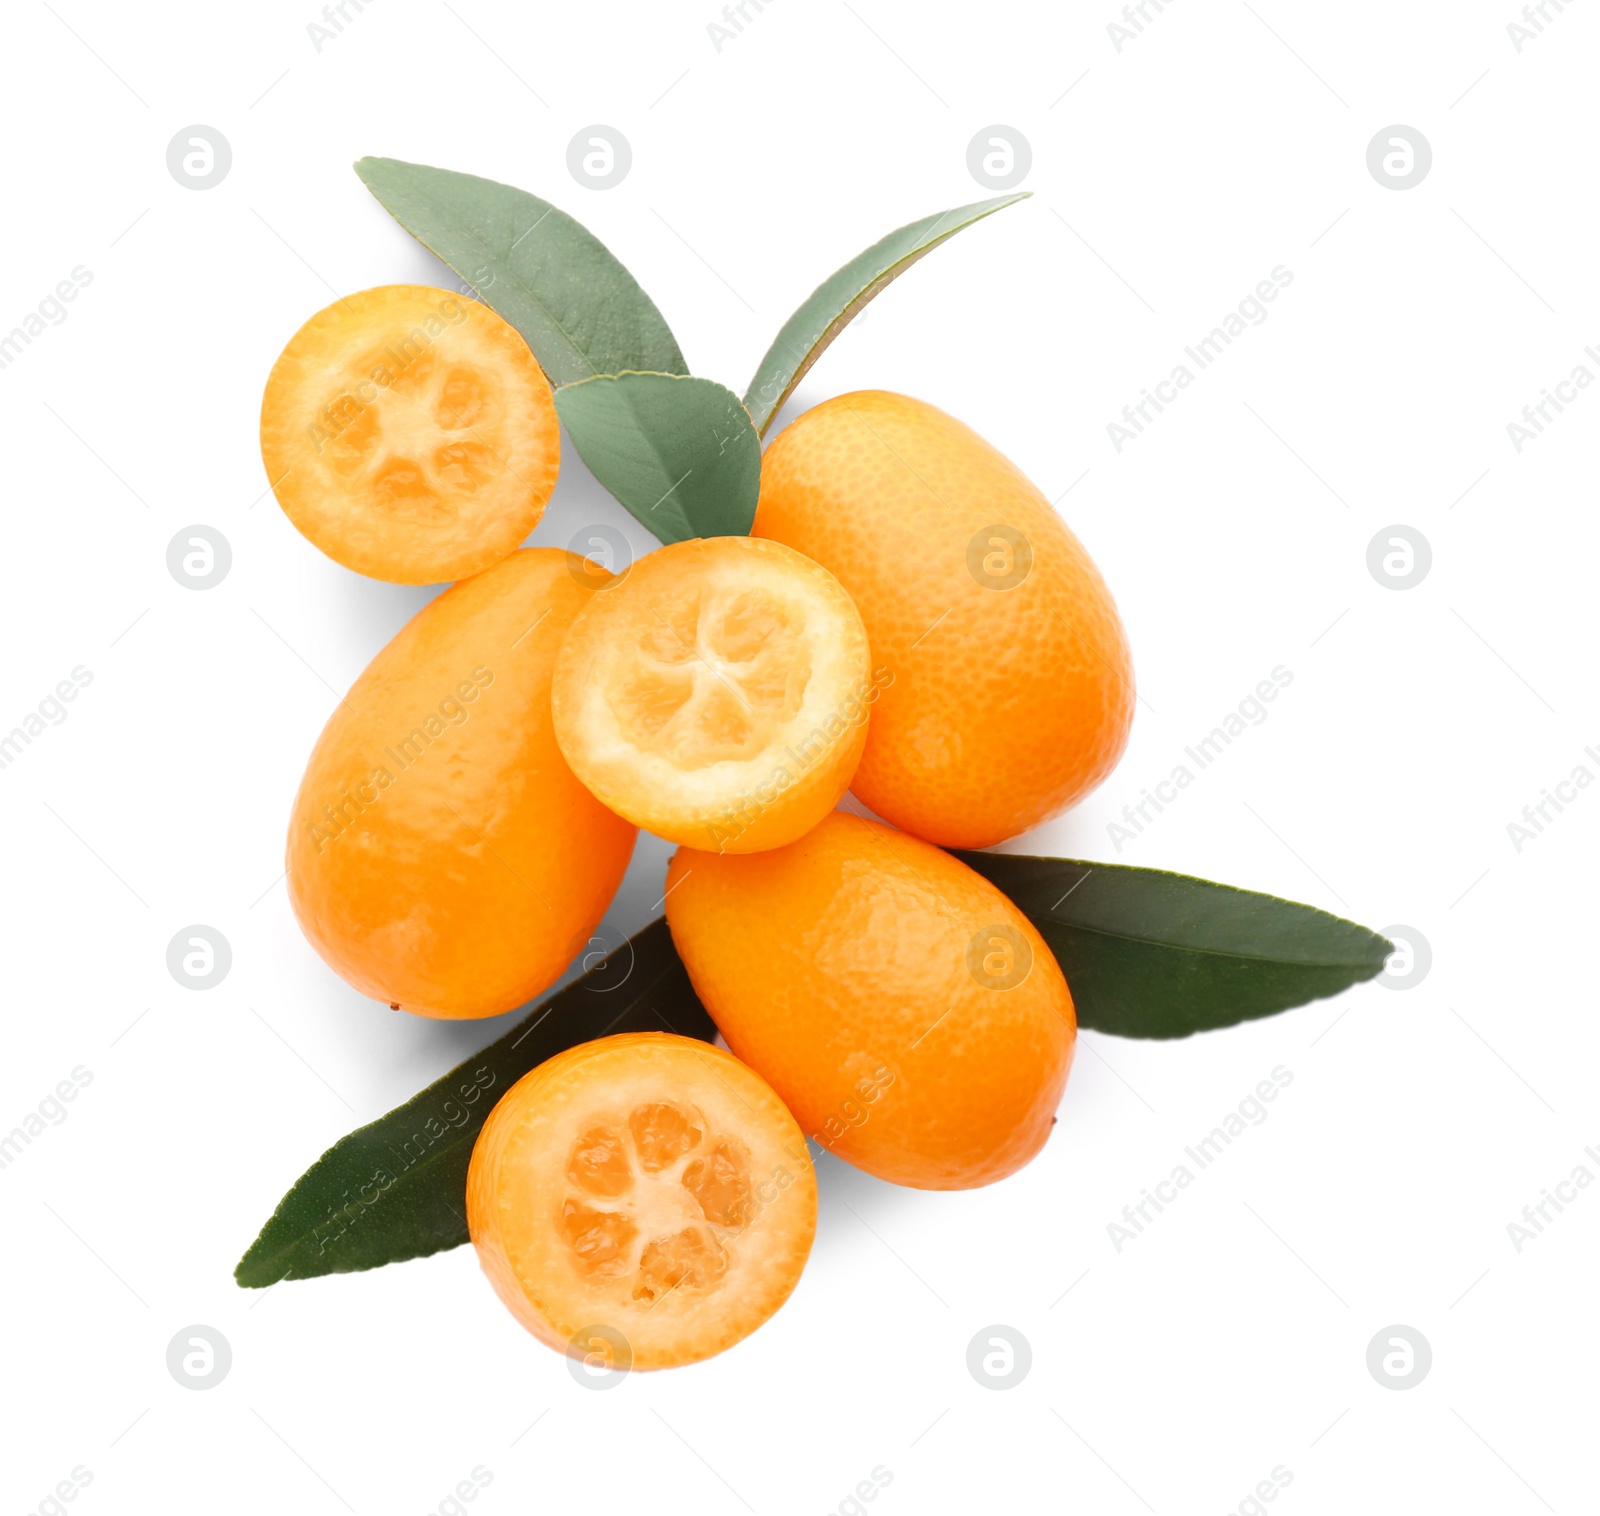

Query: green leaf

[956,852,1392,1040]
[554,372,761,544]
[235,919,715,1287]
[354,156,687,384]
[743,192,1030,437]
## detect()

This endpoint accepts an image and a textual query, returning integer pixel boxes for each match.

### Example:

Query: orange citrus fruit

[468,1033,817,1369]
[754,390,1134,848]
[287,548,636,1019]
[261,284,559,585]
[665,812,1075,1189]
[551,535,875,854]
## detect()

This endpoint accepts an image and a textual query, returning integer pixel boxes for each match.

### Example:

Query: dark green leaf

[235,918,714,1287]
[956,852,1392,1039]
[354,156,687,384]
[554,372,761,544]
[743,192,1030,437]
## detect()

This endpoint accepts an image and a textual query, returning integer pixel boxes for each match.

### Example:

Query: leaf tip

[232,1252,273,1290]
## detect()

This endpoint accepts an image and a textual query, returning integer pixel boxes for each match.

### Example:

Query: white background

[2,1,1596,1511]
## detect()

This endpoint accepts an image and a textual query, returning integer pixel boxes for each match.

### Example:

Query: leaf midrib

[360,157,608,382]
[369,191,598,381]
[559,373,736,539]
[1037,915,1384,973]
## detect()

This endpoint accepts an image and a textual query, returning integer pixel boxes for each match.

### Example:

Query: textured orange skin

[287,550,636,1019]
[468,1033,817,1369]
[665,812,1076,1189]
[754,391,1135,848]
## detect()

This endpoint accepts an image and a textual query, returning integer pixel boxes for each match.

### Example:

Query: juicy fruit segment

[552,536,874,853]
[558,1118,743,1300]
[631,1101,703,1170]
[665,812,1076,1189]
[468,1034,816,1368]
[754,390,1134,848]
[286,549,636,1019]
[261,284,560,584]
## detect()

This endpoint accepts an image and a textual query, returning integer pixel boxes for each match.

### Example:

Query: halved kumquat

[261,284,559,584]
[551,535,876,853]
[467,1033,816,1369]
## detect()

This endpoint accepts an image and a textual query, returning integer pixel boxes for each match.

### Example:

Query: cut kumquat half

[467,1033,817,1370]
[551,535,875,854]
[260,284,559,585]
